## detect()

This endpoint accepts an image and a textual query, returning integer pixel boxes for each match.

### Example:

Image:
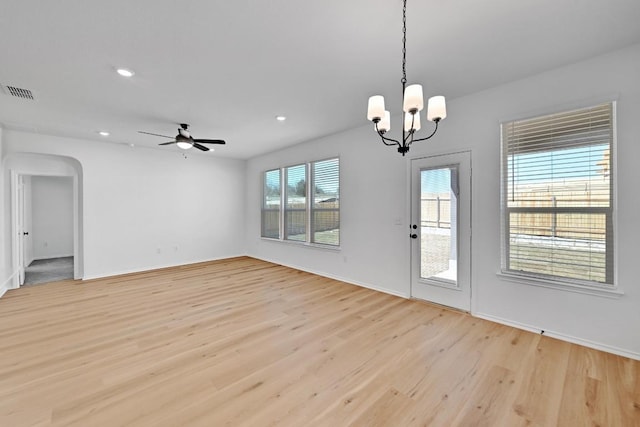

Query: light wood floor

[0,257,638,426]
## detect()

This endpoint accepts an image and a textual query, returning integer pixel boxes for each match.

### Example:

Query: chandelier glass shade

[366,0,446,156]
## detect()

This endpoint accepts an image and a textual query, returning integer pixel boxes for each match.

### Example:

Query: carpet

[24,257,74,286]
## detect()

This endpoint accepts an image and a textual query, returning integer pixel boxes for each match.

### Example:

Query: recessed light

[98,131,110,136]
[275,115,286,121]
[116,68,135,77]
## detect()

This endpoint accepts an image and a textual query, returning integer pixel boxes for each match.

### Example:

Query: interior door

[410,151,471,311]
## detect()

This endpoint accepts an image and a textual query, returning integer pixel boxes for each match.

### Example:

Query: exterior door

[410,151,471,311]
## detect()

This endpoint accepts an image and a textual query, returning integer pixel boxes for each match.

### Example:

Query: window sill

[261,237,341,252]
[496,271,624,299]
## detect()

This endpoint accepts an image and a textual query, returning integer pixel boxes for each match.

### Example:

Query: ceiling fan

[138,123,226,151]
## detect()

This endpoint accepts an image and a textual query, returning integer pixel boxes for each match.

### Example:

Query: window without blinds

[261,169,281,239]
[285,164,307,242]
[501,102,614,286]
[311,158,340,246]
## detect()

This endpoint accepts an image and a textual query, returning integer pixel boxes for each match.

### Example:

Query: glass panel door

[411,152,471,311]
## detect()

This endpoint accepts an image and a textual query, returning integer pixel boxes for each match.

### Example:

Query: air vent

[2,85,35,100]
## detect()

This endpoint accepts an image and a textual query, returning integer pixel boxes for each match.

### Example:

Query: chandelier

[366,0,447,156]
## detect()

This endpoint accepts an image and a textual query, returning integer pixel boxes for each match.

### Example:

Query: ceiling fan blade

[192,143,210,151]
[193,139,226,144]
[158,141,177,146]
[138,131,175,139]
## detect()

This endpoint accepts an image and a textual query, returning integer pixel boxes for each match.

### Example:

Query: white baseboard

[474,312,640,361]
[247,254,410,299]
[1,270,19,298]
[32,254,74,262]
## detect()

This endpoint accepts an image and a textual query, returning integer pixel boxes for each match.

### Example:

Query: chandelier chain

[401,0,407,85]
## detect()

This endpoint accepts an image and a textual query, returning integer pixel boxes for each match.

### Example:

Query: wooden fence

[262,201,339,237]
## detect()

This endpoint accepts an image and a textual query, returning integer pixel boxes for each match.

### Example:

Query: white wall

[246,43,640,358]
[2,132,246,280]
[0,125,7,297]
[31,176,74,260]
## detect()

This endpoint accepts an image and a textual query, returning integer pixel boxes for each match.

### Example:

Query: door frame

[408,150,472,311]
[10,170,81,289]
[10,172,26,286]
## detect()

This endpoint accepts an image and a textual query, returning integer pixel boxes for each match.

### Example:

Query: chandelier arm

[379,132,400,146]
[375,122,400,146]
[410,120,439,144]
[402,130,415,145]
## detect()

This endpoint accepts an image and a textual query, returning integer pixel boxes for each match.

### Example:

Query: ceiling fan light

[176,141,192,150]
[427,96,447,121]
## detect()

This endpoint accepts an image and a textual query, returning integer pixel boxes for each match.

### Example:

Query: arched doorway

[4,153,83,289]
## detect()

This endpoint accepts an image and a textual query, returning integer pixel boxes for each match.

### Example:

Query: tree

[265,183,280,197]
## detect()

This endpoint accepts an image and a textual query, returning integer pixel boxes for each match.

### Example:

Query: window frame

[261,157,340,249]
[499,101,618,294]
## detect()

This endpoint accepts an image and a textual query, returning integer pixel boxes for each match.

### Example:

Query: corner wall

[0,125,8,297]
[246,43,640,358]
[2,132,247,280]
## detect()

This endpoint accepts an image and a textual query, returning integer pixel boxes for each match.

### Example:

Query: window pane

[261,169,281,238]
[311,158,340,245]
[421,167,457,283]
[285,210,306,241]
[312,210,339,245]
[509,212,608,283]
[285,164,306,241]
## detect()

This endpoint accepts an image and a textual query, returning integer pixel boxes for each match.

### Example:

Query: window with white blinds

[261,169,281,239]
[501,102,614,286]
[261,158,340,247]
[311,158,340,245]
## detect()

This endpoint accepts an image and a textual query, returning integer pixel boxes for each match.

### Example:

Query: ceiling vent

[1,85,35,100]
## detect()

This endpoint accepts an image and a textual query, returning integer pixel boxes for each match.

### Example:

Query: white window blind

[501,102,614,286]
[311,158,340,246]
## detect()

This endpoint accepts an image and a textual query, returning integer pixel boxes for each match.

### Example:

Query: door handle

[23,232,29,236]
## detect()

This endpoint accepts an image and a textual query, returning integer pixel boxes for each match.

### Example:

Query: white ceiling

[1,0,639,159]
